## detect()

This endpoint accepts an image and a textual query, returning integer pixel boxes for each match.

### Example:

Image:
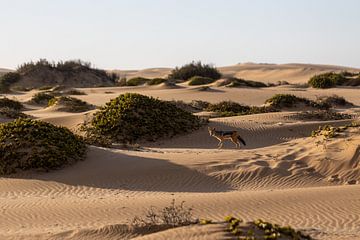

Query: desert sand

[1,63,360,240]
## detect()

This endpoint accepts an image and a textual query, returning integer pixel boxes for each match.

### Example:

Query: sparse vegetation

[48,96,94,112]
[265,94,330,110]
[311,122,360,139]
[0,118,86,175]
[82,93,203,144]
[294,110,352,121]
[168,61,221,81]
[131,199,196,229]
[0,97,23,110]
[64,89,86,95]
[188,76,215,86]
[0,72,21,92]
[206,101,277,117]
[225,216,313,240]
[219,77,268,88]
[316,95,353,107]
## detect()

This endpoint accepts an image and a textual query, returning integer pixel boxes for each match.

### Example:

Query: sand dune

[1,71,360,239]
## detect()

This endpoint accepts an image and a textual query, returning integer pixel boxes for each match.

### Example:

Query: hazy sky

[1,0,359,70]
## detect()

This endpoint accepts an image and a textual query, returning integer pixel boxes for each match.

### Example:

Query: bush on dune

[126,77,150,86]
[308,72,360,88]
[219,77,268,88]
[48,96,94,112]
[82,93,203,144]
[0,97,23,110]
[30,92,56,105]
[0,72,21,93]
[0,118,86,175]
[168,61,221,81]
[0,108,29,119]
[188,76,215,86]
[147,78,167,85]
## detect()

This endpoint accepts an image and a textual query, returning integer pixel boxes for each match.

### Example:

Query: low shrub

[131,199,196,229]
[316,95,353,107]
[0,72,21,92]
[126,77,150,86]
[148,78,167,85]
[308,72,349,88]
[221,77,268,88]
[294,110,352,121]
[48,96,94,112]
[0,118,86,174]
[168,61,221,81]
[311,122,360,139]
[0,97,23,110]
[30,92,56,105]
[206,101,251,114]
[82,93,203,143]
[0,108,29,119]
[64,89,86,95]
[188,76,215,86]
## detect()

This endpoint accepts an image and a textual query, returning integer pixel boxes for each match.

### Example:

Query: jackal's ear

[208,127,211,130]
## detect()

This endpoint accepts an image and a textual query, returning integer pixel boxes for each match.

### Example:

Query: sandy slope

[113,63,360,84]
[1,80,360,239]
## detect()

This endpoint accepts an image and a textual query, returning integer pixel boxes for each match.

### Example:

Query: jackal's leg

[218,140,224,149]
[230,138,239,148]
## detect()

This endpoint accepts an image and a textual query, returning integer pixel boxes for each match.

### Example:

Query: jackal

[208,127,246,149]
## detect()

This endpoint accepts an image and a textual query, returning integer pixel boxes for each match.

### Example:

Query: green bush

[83,93,202,143]
[308,72,347,88]
[0,118,86,174]
[0,108,29,119]
[316,95,353,107]
[168,61,221,81]
[48,96,94,112]
[206,101,250,113]
[188,76,215,86]
[265,94,310,108]
[0,72,21,92]
[0,97,23,110]
[126,77,150,86]
[222,77,267,88]
[148,78,167,85]
[30,92,56,105]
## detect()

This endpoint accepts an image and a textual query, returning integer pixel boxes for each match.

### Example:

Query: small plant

[148,78,167,85]
[294,110,352,121]
[0,97,23,110]
[131,199,197,229]
[188,76,215,86]
[64,89,86,95]
[168,61,221,81]
[0,118,86,174]
[265,94,307,108]
[48,96,94,112]
[30,92,56,105]
[219,77,268,88]
[308,72,351,88]
[311,122,360,139]
[316,95,353,107]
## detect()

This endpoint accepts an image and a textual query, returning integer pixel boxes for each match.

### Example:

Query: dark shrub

[206,101,250,114]
[48,96,94,112]
[294,110,352,121]
[168,61,221,81]
[147,78,167,85]
[0,118,86,174]
[0,108,29,119]
[188,76,215,86]
[0,72,21,92]
[30,92,56,105]
[265,94,308,108]
[308,72,347,88]
[222,77,267,88]
[316,95,353,107]
[83,93,202,143]
[126,77,150,86]
[0,97,23,110]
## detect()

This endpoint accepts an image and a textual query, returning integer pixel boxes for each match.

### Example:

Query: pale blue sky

[1,0,359,70]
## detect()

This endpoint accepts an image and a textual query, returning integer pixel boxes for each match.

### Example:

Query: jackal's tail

[237,136,246,146]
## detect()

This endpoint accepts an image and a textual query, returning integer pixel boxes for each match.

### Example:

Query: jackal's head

[208,127,216,136]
